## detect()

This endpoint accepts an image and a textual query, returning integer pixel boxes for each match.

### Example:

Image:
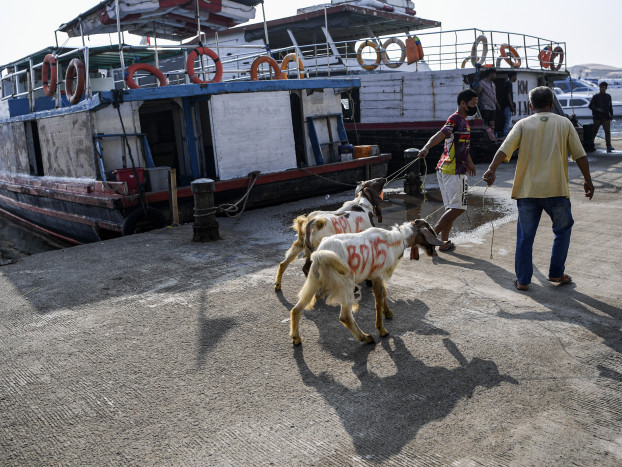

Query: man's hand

[419,146,430,158]
[584,180,594,200]
[483,168,496,186]
[467,159,476,177]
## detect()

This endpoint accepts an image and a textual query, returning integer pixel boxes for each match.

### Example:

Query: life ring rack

[250,56,283,81]
[65,58,86,105]
[380,37,406,69]
[280,53,305,79]
[356,40,381,71]
[186,47,223,84]
[125,63,168,89]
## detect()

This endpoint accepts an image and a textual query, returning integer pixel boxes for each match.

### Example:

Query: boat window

[570,99,588,106]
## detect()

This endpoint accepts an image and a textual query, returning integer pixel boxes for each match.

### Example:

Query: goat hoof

[291,336,302,346]
[363,335,375,344]
[274,283,282,291]
[384,310,393,319]
[378,329,389,337]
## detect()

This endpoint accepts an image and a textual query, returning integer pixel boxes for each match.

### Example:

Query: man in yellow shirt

[483,86,594,291]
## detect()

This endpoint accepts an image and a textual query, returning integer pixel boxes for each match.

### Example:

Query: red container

[113,168,145,194]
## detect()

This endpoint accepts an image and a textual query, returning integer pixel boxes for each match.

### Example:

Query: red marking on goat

[355,216,365,232]
[347,237,391,275]
[339,217,350,233]
[331,218,344,233]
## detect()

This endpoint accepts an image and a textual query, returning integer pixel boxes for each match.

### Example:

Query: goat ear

[421,227,445,246]
[363,187,383,223]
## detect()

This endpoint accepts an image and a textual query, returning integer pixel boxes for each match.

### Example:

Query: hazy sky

[1,0,620,68]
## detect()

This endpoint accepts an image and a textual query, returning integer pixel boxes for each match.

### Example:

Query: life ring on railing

[42,54,58,96]
[186,47,223,84]
[549,46,564,71]
[538,46,552,69]
[500,44,521,68]
[250,56,282,81]
[356,40,381,71]
[461,56,474,68]
[470,35,488,67]
[65,58,85,105]
[279,53,305,79]
[381,37,406,68]
[124,63,167,89]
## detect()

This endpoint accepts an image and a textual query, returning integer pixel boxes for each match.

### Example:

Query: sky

[1,0,621,68]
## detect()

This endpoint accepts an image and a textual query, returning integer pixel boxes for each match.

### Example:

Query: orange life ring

[538,46,552,69]
[549,46,564,71]
[279,53,305,79]
[42,54,58,96]
[500,44,521,68]
[381,37,406,69]
[250,56,282,81]
[125,63,167,89]
[186,47,223,84]
[65,58,85,105]
[356,40,381,71]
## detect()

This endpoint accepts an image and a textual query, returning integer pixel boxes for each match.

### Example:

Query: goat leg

[372,279,390,337]
[275,241,304,291]
[339,304,375,344]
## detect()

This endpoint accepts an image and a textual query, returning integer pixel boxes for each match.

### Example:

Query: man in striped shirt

[419,89,478,252]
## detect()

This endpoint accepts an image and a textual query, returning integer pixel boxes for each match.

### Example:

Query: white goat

[274,178,385,291]
[289,219,445,345]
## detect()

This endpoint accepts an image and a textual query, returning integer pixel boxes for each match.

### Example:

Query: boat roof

[186,4,439,46]
[58,0,263,41]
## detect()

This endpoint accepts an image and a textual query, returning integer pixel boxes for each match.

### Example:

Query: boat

[0,1,389,245]
[173,0,576,171]
[556,91,622,120]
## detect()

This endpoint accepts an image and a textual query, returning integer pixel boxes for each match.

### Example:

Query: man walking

[483,86,594,290]
[476,68,499,135]
[501,71,517,136]
[419,89,478,252]
[588,81,615,152]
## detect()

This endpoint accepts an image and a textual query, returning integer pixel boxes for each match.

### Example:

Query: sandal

[439,241,456,252]
[514,280,529,291]
[548,274,572,284]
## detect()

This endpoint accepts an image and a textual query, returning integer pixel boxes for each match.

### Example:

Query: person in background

[418,89,478,252]
[476,67,499,135]
[588,81,615,152]
[483,86,594,291]
[501,71,518,136]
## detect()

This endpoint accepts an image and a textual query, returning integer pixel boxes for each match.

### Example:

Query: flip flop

[548,274,572,284]
[439,241,456,252]
[514,280,529,291]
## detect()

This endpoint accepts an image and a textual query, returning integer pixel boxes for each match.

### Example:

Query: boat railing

[0,26,568,112]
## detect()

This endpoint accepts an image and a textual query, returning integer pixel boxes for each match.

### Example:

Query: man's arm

[575,156,594,199]
[482,150,508,186]
[418,129,447,158]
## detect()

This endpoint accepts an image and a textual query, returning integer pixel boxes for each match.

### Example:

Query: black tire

[122,207,167,236]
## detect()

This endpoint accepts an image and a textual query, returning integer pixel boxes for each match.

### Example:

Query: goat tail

[292,215,307,240]
[308,250,357,310]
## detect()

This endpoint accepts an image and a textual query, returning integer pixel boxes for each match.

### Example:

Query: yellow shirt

[498,112,586,199]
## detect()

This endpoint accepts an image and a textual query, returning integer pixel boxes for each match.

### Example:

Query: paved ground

[1,141,621,466]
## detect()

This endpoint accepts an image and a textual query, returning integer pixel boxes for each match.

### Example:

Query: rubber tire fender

[122,207,167,236]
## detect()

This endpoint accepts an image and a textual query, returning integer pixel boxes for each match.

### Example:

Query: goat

[274,177,385,291]
[288,219,445,345]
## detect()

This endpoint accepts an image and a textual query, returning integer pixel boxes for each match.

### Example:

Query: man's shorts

[437,171,468,210]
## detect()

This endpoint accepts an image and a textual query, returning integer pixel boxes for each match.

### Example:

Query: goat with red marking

[274,178,385,291]
[289,219,445,345]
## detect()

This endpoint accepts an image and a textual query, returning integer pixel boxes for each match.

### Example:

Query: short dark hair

[458,89,479,105]
[507,71,517,78]
[529,86,554,109]
[485,67,497,77]
[599,82,608,88]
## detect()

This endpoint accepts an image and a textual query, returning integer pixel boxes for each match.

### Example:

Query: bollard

[191,178,220,242]
[403,148,423,197]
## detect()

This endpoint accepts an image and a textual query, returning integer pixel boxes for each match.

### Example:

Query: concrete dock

[1,142,621,465]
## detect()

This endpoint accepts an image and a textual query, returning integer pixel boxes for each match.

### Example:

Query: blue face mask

[466,105,478,116]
